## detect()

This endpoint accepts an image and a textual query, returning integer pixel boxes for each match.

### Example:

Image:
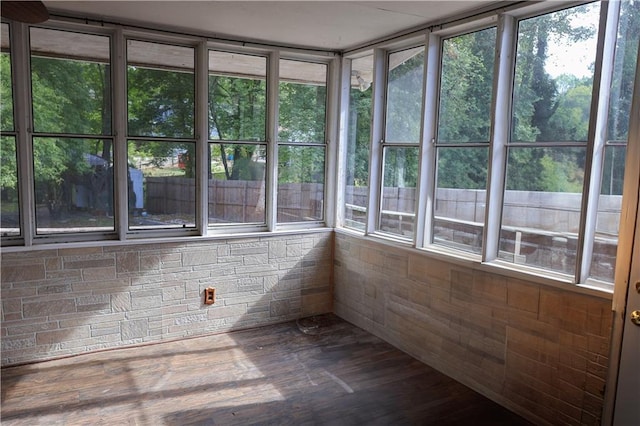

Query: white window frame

[338,0,628,292]
[2,18,337,249]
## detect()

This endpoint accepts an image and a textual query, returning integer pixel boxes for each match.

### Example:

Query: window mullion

[13,22,34,246]
[365,48,386,235]
[196,41,208,236]
[113,29,128,240]
[324,57,340,228]
[483,14,516,263]
[336,57,353,229]
[576,0,620,283]
[266,51,280,231]
[416,32,440,248]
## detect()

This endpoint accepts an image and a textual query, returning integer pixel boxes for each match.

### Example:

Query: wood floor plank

[1,314,532,425]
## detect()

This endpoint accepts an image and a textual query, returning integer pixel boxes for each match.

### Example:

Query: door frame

[602,39,640,426]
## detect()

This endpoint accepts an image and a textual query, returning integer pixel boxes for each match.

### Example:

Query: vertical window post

[416,32,440,248]
[483,14,516,262]
[365,48,386,235]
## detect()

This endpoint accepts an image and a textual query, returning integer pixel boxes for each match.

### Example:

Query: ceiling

[43,1,498,52]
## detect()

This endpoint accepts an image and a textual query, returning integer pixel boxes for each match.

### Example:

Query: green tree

[437,28,496,190]
[209,74,266,180]
[278,81,326,143]
[127,66,195,177]
[347,86,372,187]
[30,57,111,214]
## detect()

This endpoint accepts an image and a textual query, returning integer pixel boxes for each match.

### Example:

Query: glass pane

[344,54,373,230]
[278,59,326,143]
[385,46,424,143]
[434,147,488,253]
[511,3,600,142]
[127,41,195,138]
[500,147,586,274]
[607,0,640,142]
[590,145,625,281]
[208,143,266,225]
[209,51,267,141]
[438,28,496,143]
[277,145,325,222]
[1,136,20,236]
[127,140,196,229]
[30,28,111,135]
[590,0,639,282]
[33,138,114,234]
[380,146,418,238]
[1,23,13,131]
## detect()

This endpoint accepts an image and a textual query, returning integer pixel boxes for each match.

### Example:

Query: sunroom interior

[1,0,639,425]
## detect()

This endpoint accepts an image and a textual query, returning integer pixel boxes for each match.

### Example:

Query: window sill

[0,226,333,254]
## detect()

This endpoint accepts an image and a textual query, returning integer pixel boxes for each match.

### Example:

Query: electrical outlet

[204,287,216,305]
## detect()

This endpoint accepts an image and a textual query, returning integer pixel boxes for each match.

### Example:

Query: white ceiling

[43,1,498,51]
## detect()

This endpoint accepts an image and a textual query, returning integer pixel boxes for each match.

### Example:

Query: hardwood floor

[1,314,531,425]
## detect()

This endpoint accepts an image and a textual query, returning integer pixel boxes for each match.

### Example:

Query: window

[1,23,19,238]
[127,40,196,230]
[379,46,424,237]
[208,51,267,226]
[343,53,373,231]
[336,1,637,287]
[498,3,600,275]
[433,28,496,253]
[590,0,640,282]
[30,28,114,235]
[277,59,327,223]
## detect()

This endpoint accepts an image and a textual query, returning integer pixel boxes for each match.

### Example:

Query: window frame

[276,56,331,227]
[27,24,118,243]
[0,22,22,242]
[374,41,427,240]
[338,0,631,292]
[2,18,337,248]
[429,25,499,256]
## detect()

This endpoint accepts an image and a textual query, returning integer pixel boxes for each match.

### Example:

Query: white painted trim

[113,28,128,240]
[324,57,341,228]
[366,48,386,235]
[416,32,440,248]
[483,14,515,263]
[604,30,640,426]
[577,0,620,283]
[196,41,209,236]
[12,22,33,246]
[266,51,280,231]
[335,57,352,228]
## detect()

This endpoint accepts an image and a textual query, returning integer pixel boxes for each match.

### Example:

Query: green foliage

[437,148,488,189]
[209,74,267,180]
[1,53,14,131]
[127,67,194,138]
[209,75,266,141]
[383,147,418,188]
[346,86,372,187]
[506,147,584,192]
[0,136,17,190]
[32,57,109,135]
[127,66,196,177]
[602,0,640,195]
[27,55,114,212]
[386,51,424,142]
[278,82,326,143]
[438,28,496,143]
[278,146,325,184]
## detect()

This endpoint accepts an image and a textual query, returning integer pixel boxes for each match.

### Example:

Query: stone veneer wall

[333,232,612,426]
[1,232,333,366]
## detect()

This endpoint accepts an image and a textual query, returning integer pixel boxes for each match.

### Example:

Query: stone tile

[23,299,77,318]
[2,265,46,283]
